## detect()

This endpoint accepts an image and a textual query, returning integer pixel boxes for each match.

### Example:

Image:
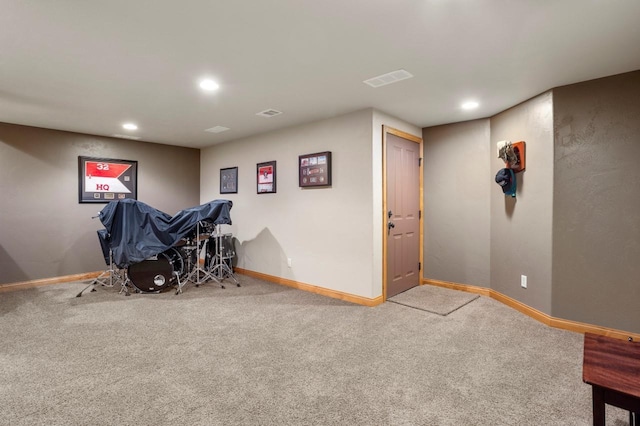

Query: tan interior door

[385,131,421,298]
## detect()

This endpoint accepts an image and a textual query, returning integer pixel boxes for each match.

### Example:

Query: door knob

[387,221,395,230]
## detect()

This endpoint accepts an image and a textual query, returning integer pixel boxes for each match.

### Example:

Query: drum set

[80,221,239,296]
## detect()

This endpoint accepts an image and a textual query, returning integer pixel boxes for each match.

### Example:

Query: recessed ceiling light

[199,79,220,91]
[122,123,138,130]
[461,101,479,110]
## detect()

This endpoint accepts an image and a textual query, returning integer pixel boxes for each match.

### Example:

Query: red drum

[127,248,185,293]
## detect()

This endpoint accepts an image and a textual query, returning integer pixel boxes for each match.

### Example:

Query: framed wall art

[220,167,238,194]
[78,156,137,203]
[257,161,276,194]
[299,151,331,188]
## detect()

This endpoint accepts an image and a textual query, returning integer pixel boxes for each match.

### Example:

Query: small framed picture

[78,156,138,203]
[299,151,331,188]
[220,167,238,194]
[257,161,276,194]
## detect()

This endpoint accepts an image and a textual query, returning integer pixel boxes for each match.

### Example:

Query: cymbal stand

[209,224,239,287]
[182,221,219,291]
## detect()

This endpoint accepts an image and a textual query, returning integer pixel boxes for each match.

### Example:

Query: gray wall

[422,119,491,287]
[421,92,555,315]
[201,110,376,297]
[422,72,640,333]
[552,70,640,332]
[490,92,555,314]
[200,109,421,299]
[0,123,200,284]
[422,92,555,317]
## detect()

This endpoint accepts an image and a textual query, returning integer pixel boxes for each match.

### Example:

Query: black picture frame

[220,167,238,194]
[257,161,276,194]
[299,151,332,188]
[78,156,138,203]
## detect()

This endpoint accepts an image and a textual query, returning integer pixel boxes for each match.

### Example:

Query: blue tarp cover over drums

[98,199,232,268]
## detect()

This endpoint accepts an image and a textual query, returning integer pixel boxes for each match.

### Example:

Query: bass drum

[127,248,185,293]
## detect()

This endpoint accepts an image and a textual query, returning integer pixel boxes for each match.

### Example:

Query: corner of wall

[489,92,554,315]
[422,119,491,288]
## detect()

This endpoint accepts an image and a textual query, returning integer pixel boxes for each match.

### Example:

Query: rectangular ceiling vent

[113,134,141,140]
[363,69,413,88]
[256,108,283,118]
[205,126,230,133]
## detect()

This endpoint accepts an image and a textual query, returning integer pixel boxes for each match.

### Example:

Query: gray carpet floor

[0,277,629,425]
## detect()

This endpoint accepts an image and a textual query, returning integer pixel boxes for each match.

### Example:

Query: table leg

[592,386,605,426]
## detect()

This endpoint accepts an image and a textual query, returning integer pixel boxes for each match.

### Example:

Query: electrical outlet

[521,275,527,289]
[287,258,292,268]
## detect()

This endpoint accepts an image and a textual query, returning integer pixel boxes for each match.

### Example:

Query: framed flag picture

[78,156,138,203]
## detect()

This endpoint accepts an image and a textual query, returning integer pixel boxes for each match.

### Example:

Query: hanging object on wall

[496,140,526,173]
[495,168,516,198]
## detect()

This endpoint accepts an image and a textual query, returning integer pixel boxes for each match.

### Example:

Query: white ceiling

[2,1,640,149]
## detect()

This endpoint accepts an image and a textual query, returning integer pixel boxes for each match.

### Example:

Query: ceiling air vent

[363,69,413,88]
[256,108,283,118]
[205,126,230,133]
[113,134,141,140]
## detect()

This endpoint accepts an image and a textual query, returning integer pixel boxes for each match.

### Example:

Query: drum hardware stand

[209,224,239,287]
[176,243,197,294]
[173,271,184,295]
[118,272,133,296]
[181,221,219,291]
[78,218,123,297]
[76,248,123,297]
